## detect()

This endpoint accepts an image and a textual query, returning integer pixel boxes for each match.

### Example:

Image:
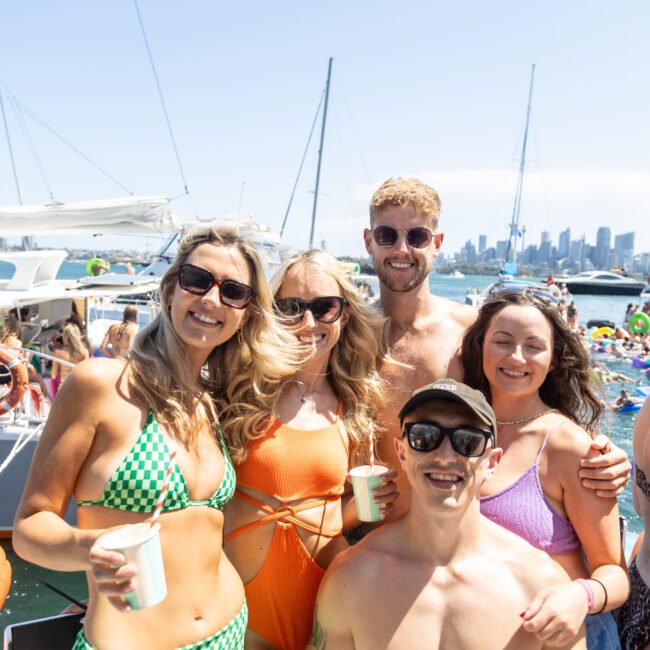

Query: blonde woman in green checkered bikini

[14,225,302,650]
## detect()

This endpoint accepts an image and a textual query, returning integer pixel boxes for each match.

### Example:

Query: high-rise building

[558,228,571,259]
[478,234,487,253]
[463,240,477,264]
[595,227,611,269]
[538,239,552,265]
[614,232,635,270]
[569,237,585,269]
[496,240,508,261]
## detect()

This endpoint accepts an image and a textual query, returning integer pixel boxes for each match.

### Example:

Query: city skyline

[450,225,649,274]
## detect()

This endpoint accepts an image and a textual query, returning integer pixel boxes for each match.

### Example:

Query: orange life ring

[0,545,11,608]
[0,348,28,415]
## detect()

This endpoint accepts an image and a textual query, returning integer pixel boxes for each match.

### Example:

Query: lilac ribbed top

[480,423,581,555]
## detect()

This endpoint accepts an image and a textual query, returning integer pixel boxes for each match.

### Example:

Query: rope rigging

[0,82,134,196]
[133,0,189,197]
[280,91,325,238]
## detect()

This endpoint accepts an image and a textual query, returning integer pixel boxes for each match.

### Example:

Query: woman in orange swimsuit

[223,249,398,650]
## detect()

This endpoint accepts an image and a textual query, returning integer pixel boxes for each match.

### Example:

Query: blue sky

[0,1,648,258]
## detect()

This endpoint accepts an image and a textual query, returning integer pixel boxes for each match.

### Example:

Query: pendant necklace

[496,408,558,426]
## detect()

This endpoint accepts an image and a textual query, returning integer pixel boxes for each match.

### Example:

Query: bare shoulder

[60,357,126,394]
[486,520,570,594]
[511,545,569,595]
[543,417,595,464]
[428,294,477,324]
[449,300,478,328]
[320,525,400,600]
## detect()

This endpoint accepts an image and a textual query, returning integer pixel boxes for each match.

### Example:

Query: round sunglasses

[274,296,346,324]
[178,263,255,309]
[371,225,439,249]
[402,421,494,458]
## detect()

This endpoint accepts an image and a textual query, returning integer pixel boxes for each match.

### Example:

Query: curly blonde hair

[128,224,303,450]
[370,177,441,228]
[263,249,387,466]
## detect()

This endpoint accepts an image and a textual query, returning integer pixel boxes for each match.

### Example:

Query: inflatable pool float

[0,545,11,608]
[617,402,642,413]
[635,386,650,398]
[592,326,615,340]
[85,257,109,276]
[629,311,650,335]
[632,357,650,369]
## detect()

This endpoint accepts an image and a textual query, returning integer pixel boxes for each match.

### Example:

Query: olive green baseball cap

[398,378,497,439]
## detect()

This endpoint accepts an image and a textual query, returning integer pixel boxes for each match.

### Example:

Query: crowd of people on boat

[0,302,139,411]
[6,178,650,649]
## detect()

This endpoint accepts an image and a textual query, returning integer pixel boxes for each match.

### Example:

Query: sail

[0,196,178,235]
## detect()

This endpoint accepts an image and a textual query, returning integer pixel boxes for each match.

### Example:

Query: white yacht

[562,271,645,296]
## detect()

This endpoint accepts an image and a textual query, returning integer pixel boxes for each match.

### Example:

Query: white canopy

[0,196,178,235]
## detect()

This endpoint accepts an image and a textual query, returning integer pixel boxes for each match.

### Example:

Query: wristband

[575,579,595,611]
[590,578,608,614]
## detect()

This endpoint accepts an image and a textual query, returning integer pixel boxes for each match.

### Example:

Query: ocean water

[0,267,647,634]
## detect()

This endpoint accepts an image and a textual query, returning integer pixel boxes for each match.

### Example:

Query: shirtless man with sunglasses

[310,380,586,649]
[365,177,631,520]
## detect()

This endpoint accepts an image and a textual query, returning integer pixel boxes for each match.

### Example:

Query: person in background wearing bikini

[99,305,139,359]
[614,397,650,649]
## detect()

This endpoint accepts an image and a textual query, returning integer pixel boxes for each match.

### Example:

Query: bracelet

[590,578,608,614]
[575,579,595,611]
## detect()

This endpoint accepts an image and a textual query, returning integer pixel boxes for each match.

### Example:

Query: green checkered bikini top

[76,410,236,513]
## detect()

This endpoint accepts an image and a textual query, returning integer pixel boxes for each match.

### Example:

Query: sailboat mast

[309,57,333,249]
[505,64,535,266]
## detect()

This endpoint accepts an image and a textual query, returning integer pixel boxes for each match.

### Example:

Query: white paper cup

[350,465,389,522]
[100,522,167,610]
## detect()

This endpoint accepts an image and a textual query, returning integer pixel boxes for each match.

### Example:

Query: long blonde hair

[0,314,21,345]
[129,224,303,450]
[61,323,87,361]
[266,249,388,465]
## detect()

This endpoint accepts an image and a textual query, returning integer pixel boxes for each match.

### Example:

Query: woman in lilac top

[462,290,628,649]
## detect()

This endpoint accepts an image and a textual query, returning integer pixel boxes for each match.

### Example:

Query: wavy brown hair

[129,224,303,450]
[461,290,603,432]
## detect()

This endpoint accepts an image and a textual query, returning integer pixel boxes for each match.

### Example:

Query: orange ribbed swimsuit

[226,409,348,650]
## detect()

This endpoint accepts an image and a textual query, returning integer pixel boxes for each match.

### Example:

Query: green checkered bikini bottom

[71,601,247,649]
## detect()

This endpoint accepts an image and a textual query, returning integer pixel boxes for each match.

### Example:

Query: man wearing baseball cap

[309,380,585,649]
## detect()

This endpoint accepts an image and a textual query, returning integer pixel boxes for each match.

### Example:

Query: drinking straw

[369,424,375,470]
[150,451,177,528]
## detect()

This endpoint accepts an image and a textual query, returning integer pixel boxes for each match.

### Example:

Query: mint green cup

[100,522,167,610]
[350,465,389,522]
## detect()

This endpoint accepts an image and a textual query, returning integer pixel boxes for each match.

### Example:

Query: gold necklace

[496,408,558,426]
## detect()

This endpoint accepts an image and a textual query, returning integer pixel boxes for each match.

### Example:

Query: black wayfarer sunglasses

[371,225,440,249]
[274,296,346,324]
[178,263,255,309]
[402,421,494,458]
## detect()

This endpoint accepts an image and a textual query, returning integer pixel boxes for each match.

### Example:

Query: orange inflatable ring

[0,348,28,415]
[0,545,10,609]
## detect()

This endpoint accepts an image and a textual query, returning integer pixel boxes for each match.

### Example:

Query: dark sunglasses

[371,225,438,249]
[274,296,346,324]
[402,421,494,458]
[178,263,255,309]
